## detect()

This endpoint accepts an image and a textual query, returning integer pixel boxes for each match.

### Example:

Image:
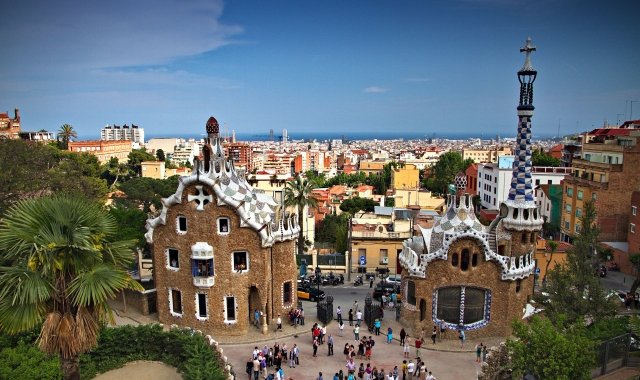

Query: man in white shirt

[407,360,415,377]
[276,314,282,331]
[426,371,436,380]
[355,310,362,325]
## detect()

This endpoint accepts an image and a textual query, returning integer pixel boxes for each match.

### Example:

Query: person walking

[252,357,260,380]
[300,308,305,325]
[317,372,324,380]
[403,338,410,358]
[475,343,483,363]
[348,309,354,326]
[400,328,406,346]
[337,306,343,323]
[438,320,446,341]
[293,344,300,366]
[459,329,466,349]
[425,371,436,380]
[482,344,488,362]
[386,327,393,344]
[276,314,282,331]
[354,324,360,341]
[254,309,260,327]
[313,337,319,357]
[415,337,423,359]
[355,310,363,325]
[431,326,437,345]
[328,334,334,356]
[339,321,345,336]
[374,318,381,336]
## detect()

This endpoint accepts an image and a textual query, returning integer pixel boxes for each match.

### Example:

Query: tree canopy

[532,148,561,167]
[541,200,616,326]
[507,316,595,380]
[423,152,473,194]
[284,176,319,254]
[339,197,377,215]
[0,140,108,215]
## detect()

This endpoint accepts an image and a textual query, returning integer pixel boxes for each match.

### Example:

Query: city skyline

[1,0,639,139]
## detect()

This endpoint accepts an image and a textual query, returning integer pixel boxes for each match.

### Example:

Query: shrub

[80,324,225,380]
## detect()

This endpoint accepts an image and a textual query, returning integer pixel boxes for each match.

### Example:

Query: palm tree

[57,124,77,149]
[284,176,318,255]
[0,194,143,380]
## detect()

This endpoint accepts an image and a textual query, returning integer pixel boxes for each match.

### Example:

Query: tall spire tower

[500,37,543,231]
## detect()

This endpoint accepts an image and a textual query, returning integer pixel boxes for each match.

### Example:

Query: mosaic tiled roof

[146,119,299,247]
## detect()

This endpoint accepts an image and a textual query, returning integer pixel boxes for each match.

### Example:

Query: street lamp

[315,266,321,306]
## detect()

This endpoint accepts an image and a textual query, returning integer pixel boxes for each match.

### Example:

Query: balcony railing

[351,230,411,239]
[564,176,609,190]
[193,276,215,288]
[572,159,623,172]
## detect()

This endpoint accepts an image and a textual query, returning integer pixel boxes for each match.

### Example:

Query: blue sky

[1,0,639,139]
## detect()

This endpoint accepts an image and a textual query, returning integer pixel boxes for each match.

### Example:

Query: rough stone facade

[402,237,532,339]
[147,117,299,337]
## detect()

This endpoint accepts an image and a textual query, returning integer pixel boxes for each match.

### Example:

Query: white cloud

[363,86,388,94]
[0,0,243,72]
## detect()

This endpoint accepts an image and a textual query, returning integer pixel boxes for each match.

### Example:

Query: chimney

[14,108,20,120]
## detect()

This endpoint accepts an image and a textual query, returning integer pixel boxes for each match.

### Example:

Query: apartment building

[560,128,640,242]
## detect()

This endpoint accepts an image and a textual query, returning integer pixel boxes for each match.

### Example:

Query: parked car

[383,274,402,285]
[297,285,326,302]
[372,282,401,301]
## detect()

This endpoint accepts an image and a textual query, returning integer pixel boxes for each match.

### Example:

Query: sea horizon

[83,130,561,142]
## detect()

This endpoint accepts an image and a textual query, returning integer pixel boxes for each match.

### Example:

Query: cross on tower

[519,37,536,71]
[188,185,213,211]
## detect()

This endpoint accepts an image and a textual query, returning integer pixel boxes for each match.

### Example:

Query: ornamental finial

[519,37,536,72]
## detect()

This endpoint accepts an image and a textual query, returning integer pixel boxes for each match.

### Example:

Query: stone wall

[401,237,532,338]
[152,183,297,336]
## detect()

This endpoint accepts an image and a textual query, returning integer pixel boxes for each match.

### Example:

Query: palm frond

[74,306,99,353]
[68,264,131,307]
[0,266,53,307]
[0,298,45,334]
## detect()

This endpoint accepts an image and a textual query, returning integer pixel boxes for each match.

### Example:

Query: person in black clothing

[400,328,406,346]
[348,309,354,326]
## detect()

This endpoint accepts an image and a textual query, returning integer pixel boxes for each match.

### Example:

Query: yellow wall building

[391,164,420,190]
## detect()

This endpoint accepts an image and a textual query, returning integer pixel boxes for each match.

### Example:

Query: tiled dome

[205,116,219,134]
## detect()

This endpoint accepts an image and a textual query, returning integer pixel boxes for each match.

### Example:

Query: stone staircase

[488,228,497,253]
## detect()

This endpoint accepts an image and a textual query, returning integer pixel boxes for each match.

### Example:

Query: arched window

[461,249,470,271]
[472,253,478,267]
[452,253,459,267]
[516,279,521,293]
[407,281,417,306]
[521,232,528,243]
[436,286,490,327]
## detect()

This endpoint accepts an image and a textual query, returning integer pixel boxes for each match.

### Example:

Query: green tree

[118,176,179,213]
[532,148,561,167]
[155,149,165,162]
[542,200,616,326]
[424,152,473,194]
[57,124,77,150]
[284,177,319,255]
[126,149,156,177]
[0,140,109,215]
[507,316,595,380]
[101,157,129,190]
[0,195,143,380]
[108,205,148,248]
[339,197,377,215]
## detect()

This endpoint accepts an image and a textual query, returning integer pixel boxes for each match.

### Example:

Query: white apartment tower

[101,124,145,144]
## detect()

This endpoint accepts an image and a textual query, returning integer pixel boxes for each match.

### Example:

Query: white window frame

[224,296,237,324]
[176,215,187,235]
[232,251,250,273]
[633,206,637,216]
[217,217,230,235]
[195,292,208,321]
[169,288,183,317]
[631,223,636,234]
[166,248,179,271]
